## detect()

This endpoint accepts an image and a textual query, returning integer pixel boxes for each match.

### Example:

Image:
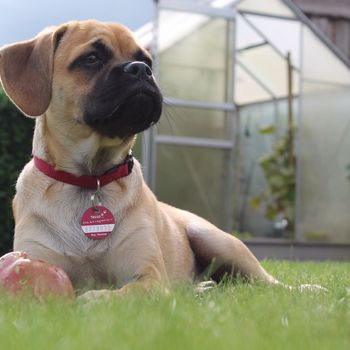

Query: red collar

[33,153,134,189]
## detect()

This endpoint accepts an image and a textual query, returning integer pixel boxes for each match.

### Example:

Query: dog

[0,19,288,301]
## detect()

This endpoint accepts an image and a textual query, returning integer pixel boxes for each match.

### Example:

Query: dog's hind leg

[186,217,279,285]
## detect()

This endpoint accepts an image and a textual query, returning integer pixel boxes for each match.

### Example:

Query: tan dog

[0,20,280,300]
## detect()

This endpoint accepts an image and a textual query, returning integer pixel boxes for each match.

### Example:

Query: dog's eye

[83,53,101,66]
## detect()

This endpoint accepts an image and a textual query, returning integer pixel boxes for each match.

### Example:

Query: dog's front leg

[78,265,168,303]
[13,234,74,278]
[79,241,169,303]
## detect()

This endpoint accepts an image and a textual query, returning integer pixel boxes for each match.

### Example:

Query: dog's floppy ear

[0,25,67,117]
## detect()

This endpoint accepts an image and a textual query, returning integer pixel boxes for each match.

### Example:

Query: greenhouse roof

[136,0,350,106]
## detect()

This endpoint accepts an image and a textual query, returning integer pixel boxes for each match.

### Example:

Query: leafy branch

[250,125,295,226]
[250,52,296,230]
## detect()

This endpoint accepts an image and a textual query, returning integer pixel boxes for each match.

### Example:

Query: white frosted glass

[238,0,296,17]
[303,81,346,95]
[235,65,271,104]
[156,145,229,228]
[236,14,265,50]
[158,10,208,52]
[158,106,229,139]
[159,16,232,103]
[238,45,300,97]
[212,0,241,7]
[302,26,350,85]
[245,14,301,68]
[299,87,350,243]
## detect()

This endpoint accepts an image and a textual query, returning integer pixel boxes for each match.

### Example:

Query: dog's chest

[15,164,143,288]
[35,184,124,255]
[35,187,122,287]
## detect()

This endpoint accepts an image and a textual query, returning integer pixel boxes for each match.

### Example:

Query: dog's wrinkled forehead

[55,20,148,68]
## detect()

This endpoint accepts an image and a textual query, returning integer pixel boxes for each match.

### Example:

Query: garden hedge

[0,88,34,254]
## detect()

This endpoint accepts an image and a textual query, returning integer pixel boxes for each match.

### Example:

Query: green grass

[0,260,349,350]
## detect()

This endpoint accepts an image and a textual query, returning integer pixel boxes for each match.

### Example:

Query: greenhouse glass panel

[244,14,301,68]
[298,85,350,243]
[158,105,231,140]
[234,64,272,105]
[157,10,208,52]
[158,10,233,102]
[237,0,296,18]
[237,45,299,97]
[156,145,230,228]
[237,99,293,237]
[302,26,350,85]
[303,81,348,95]
[236,13,265,50]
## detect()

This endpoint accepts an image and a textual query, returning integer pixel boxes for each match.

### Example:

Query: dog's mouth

[84,89,162,138]
[107,92,156,125]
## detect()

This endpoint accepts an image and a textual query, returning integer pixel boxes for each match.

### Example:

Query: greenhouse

[136,0,350,253]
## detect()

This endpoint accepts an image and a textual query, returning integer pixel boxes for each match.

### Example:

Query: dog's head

[0,20,162,139]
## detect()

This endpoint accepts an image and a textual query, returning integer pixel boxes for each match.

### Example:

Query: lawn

[0,260,349,350]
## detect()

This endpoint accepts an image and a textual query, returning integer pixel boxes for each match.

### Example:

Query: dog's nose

[123,61,153,79]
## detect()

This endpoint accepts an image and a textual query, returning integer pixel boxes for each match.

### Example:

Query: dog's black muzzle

[83,61,163,138]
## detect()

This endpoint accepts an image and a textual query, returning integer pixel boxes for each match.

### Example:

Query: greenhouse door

[143,0,236,231]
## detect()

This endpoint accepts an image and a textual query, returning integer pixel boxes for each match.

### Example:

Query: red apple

[0,251,75,299]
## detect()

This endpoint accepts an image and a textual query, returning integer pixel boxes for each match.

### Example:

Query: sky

[0,0,153,46]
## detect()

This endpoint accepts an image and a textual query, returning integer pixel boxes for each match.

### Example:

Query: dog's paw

[195,280,217,296]
[77,289,116,304]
